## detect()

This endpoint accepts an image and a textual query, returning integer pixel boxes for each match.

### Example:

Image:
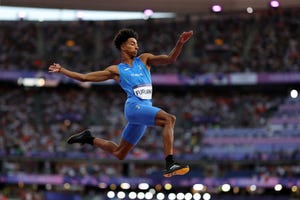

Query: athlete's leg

[67,129,137,160]
[66,130,135,160]
[126,103,177,161]
[111,139,134,160]
[154,110,176,156]
[94,123,146,160]
[154,109,190,178]
[113,123,147,159]
[93,137,134,160]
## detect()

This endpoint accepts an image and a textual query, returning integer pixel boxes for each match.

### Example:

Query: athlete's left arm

[141,31,193,68]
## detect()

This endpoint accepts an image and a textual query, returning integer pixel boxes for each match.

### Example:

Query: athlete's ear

[120,42,127,51]
[120,45,124,52]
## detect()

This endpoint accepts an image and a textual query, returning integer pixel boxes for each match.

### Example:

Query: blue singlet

[118,57,160,145]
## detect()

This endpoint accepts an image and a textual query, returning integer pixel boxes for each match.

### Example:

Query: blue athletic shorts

[121,101,160,145]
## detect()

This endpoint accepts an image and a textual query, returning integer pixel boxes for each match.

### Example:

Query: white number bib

[133,84,152,100]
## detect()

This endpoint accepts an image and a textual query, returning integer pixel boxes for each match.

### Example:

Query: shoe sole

[163,166,190,178]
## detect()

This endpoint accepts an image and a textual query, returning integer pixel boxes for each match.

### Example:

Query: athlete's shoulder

[138,53,154,66]
[139,53,154,59]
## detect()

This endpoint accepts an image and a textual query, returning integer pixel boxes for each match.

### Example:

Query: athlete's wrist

[58,66,62,72]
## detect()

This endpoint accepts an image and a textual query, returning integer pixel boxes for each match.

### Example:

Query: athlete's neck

[121,56,136,67]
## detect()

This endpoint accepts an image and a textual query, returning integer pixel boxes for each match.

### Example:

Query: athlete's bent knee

[165,114,176,126]
[116,154,126,160]
[113,151,127,160]
[170,114,176,124]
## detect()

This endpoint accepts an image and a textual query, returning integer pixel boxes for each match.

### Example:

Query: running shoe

[66,129,92,144]
[163,162,190,178]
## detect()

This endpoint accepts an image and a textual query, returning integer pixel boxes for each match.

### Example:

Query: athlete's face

[122,38,139,57]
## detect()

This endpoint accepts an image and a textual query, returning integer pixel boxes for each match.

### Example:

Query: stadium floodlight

[145,192,153,200]
[246,7,254,14]
[290,89,298,99]
[193,193,201,200]
[128,192,137,199]
[185,193,193,200]
[211,5,222,13]
[274,184,283,191]
[144,9,154,16]
[177,192,185,200]
[117,191,126,199]
[221,183,231,192]
[249,184,257,192]
[17,77,45,87]
[156,192,165,200]
[203,193,211,200]
[143,9,154,20]
[193,183,204,191]
[270,0,280,8]
[168,193,176,200]
[164,183,172,190]
[138,183,149,190]
[107,191,115,199]
[120,182,131,190]
[137,192,145,199]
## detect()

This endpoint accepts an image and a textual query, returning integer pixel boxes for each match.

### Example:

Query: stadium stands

[1,6,300,200]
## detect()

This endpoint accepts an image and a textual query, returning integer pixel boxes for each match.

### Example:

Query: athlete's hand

[179,31,193,44]
[49,63,62,73]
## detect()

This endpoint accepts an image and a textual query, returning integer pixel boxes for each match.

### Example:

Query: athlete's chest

[122,63,144,77]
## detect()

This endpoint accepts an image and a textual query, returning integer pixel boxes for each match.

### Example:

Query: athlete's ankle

[86,136,95,145]
[165,155,174,168]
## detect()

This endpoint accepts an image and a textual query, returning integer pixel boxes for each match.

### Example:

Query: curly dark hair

[113,28,138,50]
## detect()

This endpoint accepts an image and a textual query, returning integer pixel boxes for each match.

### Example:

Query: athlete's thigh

[121,123,147,145]
[125,103,160,126]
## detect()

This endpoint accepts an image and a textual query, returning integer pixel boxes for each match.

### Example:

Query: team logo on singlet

[133,84,152,100]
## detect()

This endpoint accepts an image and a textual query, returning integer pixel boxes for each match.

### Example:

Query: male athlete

[49,28,193,177]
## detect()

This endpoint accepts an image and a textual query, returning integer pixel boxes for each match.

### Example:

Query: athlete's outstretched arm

[48,63,118,82]
[143,31,193,67]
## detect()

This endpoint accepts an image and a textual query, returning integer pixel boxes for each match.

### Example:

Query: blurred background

[1,0,300,199]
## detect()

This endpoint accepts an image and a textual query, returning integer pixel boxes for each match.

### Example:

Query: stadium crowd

[1,85,299,177]
[1,6,300,200]
[0,86,280,160]
[0,7,299,74]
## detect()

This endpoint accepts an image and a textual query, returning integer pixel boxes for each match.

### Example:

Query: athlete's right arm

[48,63,119,82]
